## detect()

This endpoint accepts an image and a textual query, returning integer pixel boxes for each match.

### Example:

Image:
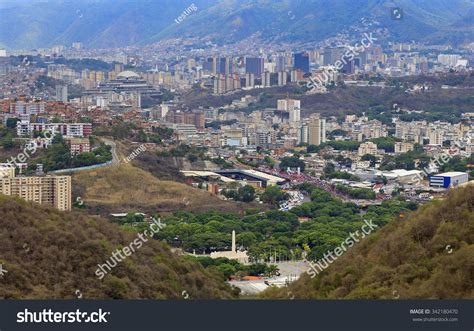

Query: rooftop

[117,70,140,79]
[436,172,468,177]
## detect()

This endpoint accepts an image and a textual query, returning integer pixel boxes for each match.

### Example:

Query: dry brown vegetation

[0,195,236,299]
[262,186,474,299]
[72,163,250,216]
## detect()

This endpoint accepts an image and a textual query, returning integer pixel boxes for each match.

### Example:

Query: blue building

[245,57,264,76]
[294,52,310,73]
[429,172,468,188]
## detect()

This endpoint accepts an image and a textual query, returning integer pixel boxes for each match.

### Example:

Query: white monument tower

[210,230,248,263]
[232,230,236,253]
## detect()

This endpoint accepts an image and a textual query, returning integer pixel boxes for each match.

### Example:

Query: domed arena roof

[117,70,140,79]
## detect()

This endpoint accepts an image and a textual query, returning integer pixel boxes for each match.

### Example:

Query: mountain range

[0,0,473,49]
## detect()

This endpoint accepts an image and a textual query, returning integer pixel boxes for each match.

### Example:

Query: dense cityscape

[0,0,472,318]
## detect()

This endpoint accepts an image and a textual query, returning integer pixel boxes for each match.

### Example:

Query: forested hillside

[262,186,474,299]
[0,195,236,299]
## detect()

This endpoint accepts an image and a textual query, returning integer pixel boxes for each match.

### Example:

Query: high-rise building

[203,57,214,73]
[294,52,310,73]
[276,56,286,71]
[277,99,300,112]
[437,54,462,67]
[289,107,300,123]
[278,71,287,86]
[368,46,384,65]
[245,73,255,88]
[245,57,264,76]
[213,74,226,94]
[55,85,68,103]
[114,63,124,73]
[342,60,355,74]
[299,125,309,145]
[217,57,232,75]
[323,48,344,66]
[290,70,298,82]
[263,72,271,87]
[308,114,326,146]
[0,174,72,211]
[278,99,301,123]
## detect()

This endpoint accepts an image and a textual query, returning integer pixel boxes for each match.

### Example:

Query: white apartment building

[16,121,92,138]
[358,141,378,156]
[307,114,326,146]
[394,142,414,154]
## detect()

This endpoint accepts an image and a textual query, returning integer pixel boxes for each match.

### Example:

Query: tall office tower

[210,57,217,74]
[213,74,224,94]
[183,112,205,130]
[277,99,301,113]
[369,46,384,64]
[299,124,309,145]
[290,69,298,82]
[202,57,213,73]
[323,48,344,65]
[276,55,286,71]
[289,106,300,123]
[218,57,232,75]
[278,71,287,86]
[55,85,68,102]
[114,63,124,73]
[419,60,429,73]
[245,57,264,76]
[263,72,271,87]
[294,52,310,73]
[359,50,368,66]
[308,114,326,146]
[342,60,355,74]
[0,174,72,211]
[308,50,322,65]
[278,98,301,123]
[323,48,333,65]
[245,73,255,88]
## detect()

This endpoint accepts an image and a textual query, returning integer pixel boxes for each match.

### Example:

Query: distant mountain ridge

[0,0,473,49]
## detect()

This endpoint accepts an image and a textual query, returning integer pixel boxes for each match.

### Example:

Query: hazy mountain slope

[262,186,474,299]
[0,0,214,49]
[1,0,473,49]
[0,194,236,299]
